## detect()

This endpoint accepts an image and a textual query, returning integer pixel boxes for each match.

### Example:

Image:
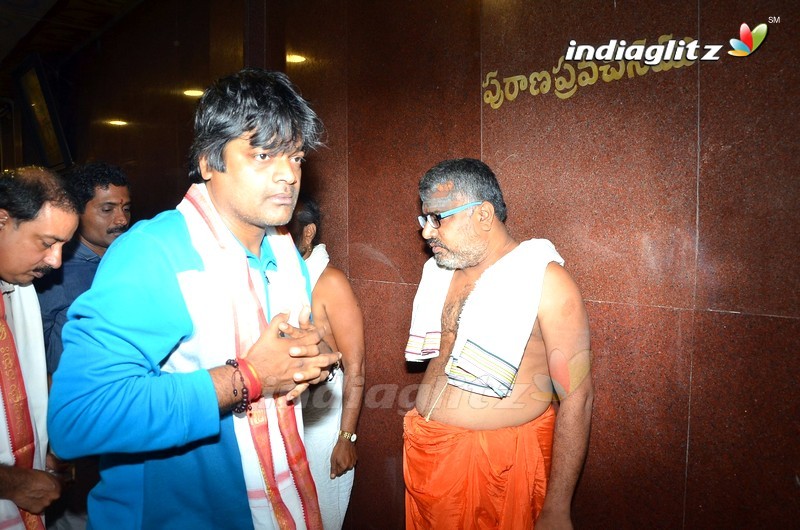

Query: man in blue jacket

[48,69,339,530]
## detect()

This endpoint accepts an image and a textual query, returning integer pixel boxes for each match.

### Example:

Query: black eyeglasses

[417,201,482,229]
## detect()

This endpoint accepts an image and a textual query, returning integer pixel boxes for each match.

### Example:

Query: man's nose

[43,245,63,269]
[421,219,437,239]
[113,207,129,227]
[273,156,298,184]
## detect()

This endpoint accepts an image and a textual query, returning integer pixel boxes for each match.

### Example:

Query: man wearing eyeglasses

[404,158,593,529]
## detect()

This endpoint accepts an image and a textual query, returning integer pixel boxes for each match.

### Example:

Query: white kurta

[0,282,49,529]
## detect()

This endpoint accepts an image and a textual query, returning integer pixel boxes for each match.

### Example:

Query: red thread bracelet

[237,357,263,400]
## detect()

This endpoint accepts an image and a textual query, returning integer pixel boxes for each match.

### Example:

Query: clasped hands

[242,306,340,401]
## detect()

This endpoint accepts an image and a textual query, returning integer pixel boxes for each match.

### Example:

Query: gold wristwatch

[338,430,357,443]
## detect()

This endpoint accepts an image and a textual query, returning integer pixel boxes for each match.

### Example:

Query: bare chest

[441,276,475,337]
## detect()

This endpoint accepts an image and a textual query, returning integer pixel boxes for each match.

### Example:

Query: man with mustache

[37,162,131,378]
[404,158,593,529]
[0,166,79,529]
[34,162,130,530]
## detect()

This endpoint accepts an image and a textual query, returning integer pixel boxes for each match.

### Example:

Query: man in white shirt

[0,166,79,529]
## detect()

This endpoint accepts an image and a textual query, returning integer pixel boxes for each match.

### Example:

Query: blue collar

[73,241,103,264]
[240,235,278,274]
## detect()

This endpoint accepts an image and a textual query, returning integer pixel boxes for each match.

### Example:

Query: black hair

[188,68,323,183]
[419,158,508,222]
[65,162,130,214]
[0,166,78,222]
[289,191,322,247]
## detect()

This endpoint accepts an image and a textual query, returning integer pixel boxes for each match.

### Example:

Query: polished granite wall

[53,0,798,527]
[57,0,240,221]
[285,2,482,526]
[288,1,799,528]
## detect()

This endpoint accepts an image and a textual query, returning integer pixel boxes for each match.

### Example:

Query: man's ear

[198,156,213,182]
[0,209,9,230]
[476,201,495,231]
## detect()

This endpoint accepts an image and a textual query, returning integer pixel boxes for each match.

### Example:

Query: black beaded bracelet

[226,358,251,413]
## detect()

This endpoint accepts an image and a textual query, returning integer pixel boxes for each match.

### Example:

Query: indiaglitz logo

[728,23,768,56]
[565,37,722,65]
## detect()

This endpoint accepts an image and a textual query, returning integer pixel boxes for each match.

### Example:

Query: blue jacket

[48,208,309,529]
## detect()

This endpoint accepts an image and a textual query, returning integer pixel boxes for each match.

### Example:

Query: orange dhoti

[403,405,555,529]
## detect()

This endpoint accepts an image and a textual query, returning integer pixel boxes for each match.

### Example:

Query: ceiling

[0,0,142,99]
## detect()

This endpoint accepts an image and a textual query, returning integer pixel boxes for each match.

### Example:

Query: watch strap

[338,430,357,442]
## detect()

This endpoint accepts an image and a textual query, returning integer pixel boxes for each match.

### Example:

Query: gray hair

[419,158,507,222]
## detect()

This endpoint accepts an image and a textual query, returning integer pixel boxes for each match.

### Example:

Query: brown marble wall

[285,2,482,527]
[57,0,240,221]
[45,0,798,527]
[289,0,798,528]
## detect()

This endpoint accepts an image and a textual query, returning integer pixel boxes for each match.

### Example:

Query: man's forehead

[241,131,303,151]
[94,183,129,192]
[422,181,461,209]
[432,181,455,196]
[91,185,130,200]
[30,203,78,237]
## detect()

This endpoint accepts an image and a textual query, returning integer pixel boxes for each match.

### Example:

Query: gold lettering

[599,60,625,82]
[9,383,22,402]
[552,56,578,100]
[483,34,698,107]
[577,60,599,87]
[626,39,650,78]
[249,408,267,425]
[529,70,551,95]
[502,74,529,102]
[482,71,504,110]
